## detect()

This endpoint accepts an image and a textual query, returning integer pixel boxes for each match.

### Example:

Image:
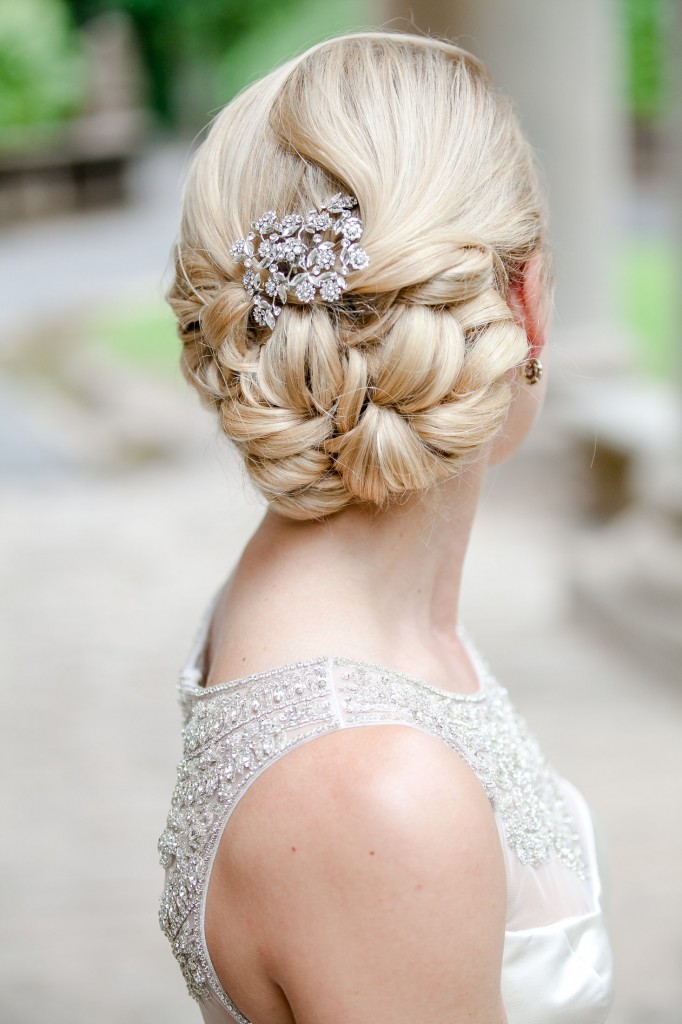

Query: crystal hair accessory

[229,193,369,330]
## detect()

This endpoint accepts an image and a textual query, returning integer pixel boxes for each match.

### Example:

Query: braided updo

[169,32,547,519]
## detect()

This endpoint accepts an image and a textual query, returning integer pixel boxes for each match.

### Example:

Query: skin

[203,258,548,1024]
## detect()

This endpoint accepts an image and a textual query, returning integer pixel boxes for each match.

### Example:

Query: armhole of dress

[195,658,338,1023]
[193,662,496,1023]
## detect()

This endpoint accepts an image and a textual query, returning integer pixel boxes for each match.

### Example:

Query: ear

[507,251,549,359]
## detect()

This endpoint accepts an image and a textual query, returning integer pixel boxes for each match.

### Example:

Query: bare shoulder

[208,726,507,1024]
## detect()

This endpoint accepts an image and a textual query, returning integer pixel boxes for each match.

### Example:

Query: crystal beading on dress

[158,645,590,1019]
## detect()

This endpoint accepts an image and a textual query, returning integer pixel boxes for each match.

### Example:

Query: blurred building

[0,8,147,220]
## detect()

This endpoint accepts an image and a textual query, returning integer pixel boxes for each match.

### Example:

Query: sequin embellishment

[158,660,334,1017]
[158,655,587,1013]
[335,660,587,876]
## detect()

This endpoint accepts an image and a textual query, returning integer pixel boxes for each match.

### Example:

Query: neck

[239,458,486,647]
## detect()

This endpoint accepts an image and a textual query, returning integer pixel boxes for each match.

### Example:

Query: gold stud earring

[522,357,543,385]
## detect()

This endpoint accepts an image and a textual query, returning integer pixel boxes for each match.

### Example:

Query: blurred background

[1,0,680,1022]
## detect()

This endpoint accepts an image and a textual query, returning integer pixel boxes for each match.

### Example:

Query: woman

[158,32,613,1024]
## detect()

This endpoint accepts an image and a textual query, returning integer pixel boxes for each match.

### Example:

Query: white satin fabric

[170,601,613,1024]
[499,779,613,1023]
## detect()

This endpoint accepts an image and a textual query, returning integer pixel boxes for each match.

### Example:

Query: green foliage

[620,0,667,120]
[213,0,369,105]
[65,0,305,122]
[65,0,369,123]
[616,236,679,378]
[92,298,179,372]
[68,0,302,55]
[0,0,85,142]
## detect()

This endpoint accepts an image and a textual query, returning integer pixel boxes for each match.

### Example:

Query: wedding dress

[158,596,614,1024]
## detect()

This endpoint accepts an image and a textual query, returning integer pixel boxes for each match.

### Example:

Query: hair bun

[328,401,441,502]
[168,32,547,520]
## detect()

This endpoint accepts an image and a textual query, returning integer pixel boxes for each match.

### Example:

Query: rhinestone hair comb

[229,193,369,331]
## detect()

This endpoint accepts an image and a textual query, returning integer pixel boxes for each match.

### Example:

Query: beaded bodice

[158,645,596,1023]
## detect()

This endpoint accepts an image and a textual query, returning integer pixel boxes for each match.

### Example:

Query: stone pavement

[1,147,680,1024]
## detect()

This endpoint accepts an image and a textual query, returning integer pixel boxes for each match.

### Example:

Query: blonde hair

[169,32,547,519]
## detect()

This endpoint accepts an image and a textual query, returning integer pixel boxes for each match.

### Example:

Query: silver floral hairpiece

[229,193,369,331]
